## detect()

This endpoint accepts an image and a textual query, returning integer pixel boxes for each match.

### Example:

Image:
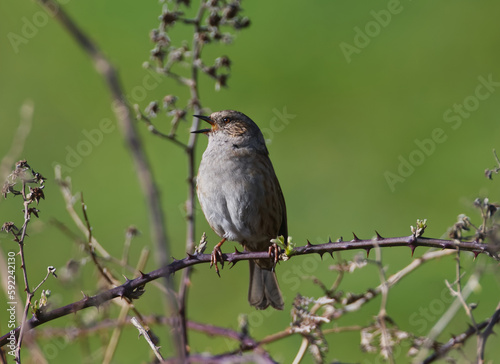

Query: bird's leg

[211,238,226,276]
[268,242,281,266]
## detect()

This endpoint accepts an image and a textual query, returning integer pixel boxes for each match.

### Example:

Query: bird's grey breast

[197,142,265,242]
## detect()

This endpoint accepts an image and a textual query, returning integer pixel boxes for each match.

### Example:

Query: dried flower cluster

[140,0,249,139]
[291,295,331,363]
[1,160,45,236]
[447,198,500,254]
[360,317,426,359]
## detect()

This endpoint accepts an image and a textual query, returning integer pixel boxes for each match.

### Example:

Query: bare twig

[77,197,159,363]
[134,108,187,149]
[31,267,57,294]
[414,266,482,362]
[485,149,500,179]
[131,317,164,361]
[292,337,309,364]
[15,182,35,363]
[103,251,150,364]
[80,193,114,286]
[373,246,394,364]
[54,166,110,259]
[53,170,166,293]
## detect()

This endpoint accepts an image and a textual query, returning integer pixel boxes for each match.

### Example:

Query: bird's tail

[248,260,284,310]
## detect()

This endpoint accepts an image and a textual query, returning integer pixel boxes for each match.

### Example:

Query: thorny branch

[477,302,500,363]
[422,305,500,364]
[0,233,495,347]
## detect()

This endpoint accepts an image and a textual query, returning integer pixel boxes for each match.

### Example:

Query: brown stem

[15,183,33,363]
[177,1,209,358]
[33,0,182,359]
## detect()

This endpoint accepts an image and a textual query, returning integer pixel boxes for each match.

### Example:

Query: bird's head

[192,110,266,150]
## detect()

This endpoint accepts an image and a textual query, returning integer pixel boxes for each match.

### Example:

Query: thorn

[123,275,131,282]
[306,240,313,247]
[328,251,334,259]
[328,236,333,243]
[409,244,416,257]
[82,292,89,300]
[352,232,360,241]
[337,237,343,242]
[318,252,324,260]
[139,271,149,279]
[473,251,480,259]
[234,247,242,254]
[375,231,383,240]
[365,248,371,258]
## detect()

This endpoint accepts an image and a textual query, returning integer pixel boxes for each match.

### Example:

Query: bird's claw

[268,243,281,266]
[210,240,225,277]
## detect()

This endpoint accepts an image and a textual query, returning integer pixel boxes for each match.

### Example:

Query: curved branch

[33,0,181,357]
[36,0,171,274]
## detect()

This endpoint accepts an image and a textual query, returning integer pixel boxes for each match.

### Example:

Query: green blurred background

[1,0,500,362]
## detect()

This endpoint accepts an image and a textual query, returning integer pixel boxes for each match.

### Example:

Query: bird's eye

[222,117,230,123]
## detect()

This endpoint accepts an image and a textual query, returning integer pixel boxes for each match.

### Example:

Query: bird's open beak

[192,115,215,134]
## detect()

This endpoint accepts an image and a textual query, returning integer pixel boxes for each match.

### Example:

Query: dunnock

[193,110,287,310]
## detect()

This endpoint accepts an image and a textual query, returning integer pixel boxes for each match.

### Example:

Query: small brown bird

[193,110,287,310]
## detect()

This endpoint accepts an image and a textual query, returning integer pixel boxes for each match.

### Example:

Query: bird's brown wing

[277,181,288,246]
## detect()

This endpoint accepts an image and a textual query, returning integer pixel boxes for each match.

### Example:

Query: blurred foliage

[1,0,500,362]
